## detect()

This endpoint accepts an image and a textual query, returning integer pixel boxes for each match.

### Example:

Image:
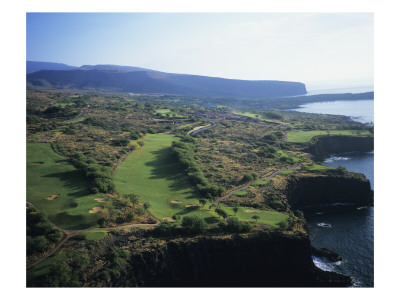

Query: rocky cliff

[304,135,373,161]
[106,232,352,287]
[286,173,374,209]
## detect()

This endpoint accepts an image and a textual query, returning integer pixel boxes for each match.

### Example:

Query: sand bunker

[47,194,60,200]
[32,162,44,165]
[185,204,199,208]
[245,209,262,213]
[171,200,183,204]
[163,217,176,222]
[89,206,104,213]
[95,198,106,202]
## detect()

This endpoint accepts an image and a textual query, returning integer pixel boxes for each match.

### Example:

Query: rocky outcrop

[312,247,342,262]
[286,174,373,209]
[304,135,373,161]
[107,233,352,287]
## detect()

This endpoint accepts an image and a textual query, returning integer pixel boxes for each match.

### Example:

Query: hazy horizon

[27,13,373,89]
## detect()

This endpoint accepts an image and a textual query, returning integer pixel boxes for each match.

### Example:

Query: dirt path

[215,164,301,204]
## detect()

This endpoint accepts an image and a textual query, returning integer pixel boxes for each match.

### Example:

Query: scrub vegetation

[26,88,373,287]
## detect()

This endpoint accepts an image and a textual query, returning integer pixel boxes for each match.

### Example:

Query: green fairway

[234,111,289,124]
[155,109,171,115]
[286,130,372,143]
[75,230,108,241]
[220,205,288,227]
[251,179,270,186]
[27,143,110,230]
[234,190,249,197]
[113,134,214,220]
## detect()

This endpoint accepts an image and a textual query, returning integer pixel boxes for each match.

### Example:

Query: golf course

[113,134,215,221]
[27,143,110,230]
[113,134,289,226]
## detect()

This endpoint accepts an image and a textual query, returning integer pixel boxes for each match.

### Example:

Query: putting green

[113,134,214,220]
[27,143,109,230]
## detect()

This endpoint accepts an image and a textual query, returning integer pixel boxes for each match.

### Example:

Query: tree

[215,207,229,220]
[232,204,239,216]
[125,193,140,204]
[252,215,260,223]
[199,198,207,208]
[182,216,207,235]
[209,203,217,210]
[143,202,151,210]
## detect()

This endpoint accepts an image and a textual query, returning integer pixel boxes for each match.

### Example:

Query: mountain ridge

[26,61,307,98]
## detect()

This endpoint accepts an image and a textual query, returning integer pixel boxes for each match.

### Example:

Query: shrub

[220,217,252,233]
[182,216,207,235]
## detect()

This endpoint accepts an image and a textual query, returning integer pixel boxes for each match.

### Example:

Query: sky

[26,12,373,90]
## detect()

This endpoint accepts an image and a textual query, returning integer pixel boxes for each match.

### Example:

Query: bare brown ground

[163,217,176,222]
[95,198,106,202]
[245,209,262,213]
[89,206,104,213]
[171,200,183,203]
[47,194,60,200]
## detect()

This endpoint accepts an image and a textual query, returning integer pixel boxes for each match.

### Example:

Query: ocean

[293,96,374,287]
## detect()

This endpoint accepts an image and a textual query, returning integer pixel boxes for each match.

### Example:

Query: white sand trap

[89,206,104,213]
[95,198,106,202]
[185,204,198,207]
[48,194,60,200]
[171,200,183,203]
[245,209,262,213]
[163,217,176,222]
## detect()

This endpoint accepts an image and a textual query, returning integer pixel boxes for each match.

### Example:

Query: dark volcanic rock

[304,135,374,161]
[107,233,352,287]
[312,247,343,262]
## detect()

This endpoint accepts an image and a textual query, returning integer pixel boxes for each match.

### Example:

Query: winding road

[188,121,216,136]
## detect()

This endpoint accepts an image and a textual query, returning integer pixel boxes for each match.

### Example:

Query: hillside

[27,61,79,74]
[26,67,307,98]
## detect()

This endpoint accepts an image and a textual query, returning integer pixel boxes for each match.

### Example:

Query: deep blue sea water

[294,98,374,287]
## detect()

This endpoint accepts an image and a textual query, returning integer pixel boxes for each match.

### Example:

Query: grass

[234,111,290,125]
[113,134,214,221]
[155,109,171,116]
[278,170,294,176]
[302,163,336,171]
[113,134,290,227]
[75,230,108,241]
[250,179,270,186]
[277,150,302,163]
[234,190,249,197]
[220,205,288,227]
[27,143,110,230]
[27,252,67,283]
[286,130,372,143]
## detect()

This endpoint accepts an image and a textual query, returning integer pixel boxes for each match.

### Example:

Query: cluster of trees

[259,145,278,158]
[218,217,252,234]
[112,138,130,146]
[70,153,114,193]
[172,136,225,199]
[26,206,62,256]
[240,173,258,183]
